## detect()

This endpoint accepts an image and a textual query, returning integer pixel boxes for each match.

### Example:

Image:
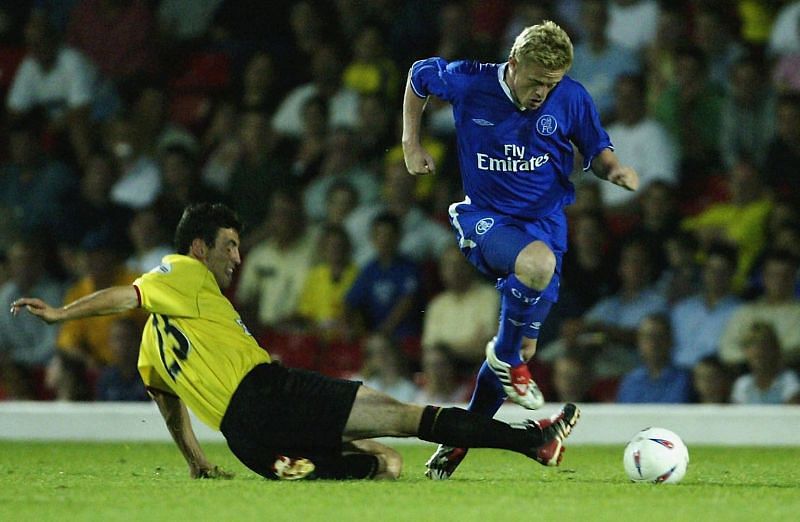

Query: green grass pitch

[1,442,798,521]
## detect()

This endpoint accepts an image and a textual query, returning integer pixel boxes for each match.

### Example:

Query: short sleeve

[134,264,201,318]
[568,83,613,170]
[409,57,459,104]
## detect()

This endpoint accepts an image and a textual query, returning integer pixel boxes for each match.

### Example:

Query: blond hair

[509,20,573,71]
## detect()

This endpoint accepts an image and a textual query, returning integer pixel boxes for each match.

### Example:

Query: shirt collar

[498,62,526,111]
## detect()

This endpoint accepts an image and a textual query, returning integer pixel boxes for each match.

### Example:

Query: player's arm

[590,148,639,191]
[149,388,233,479]
[402,71,436,175]
[10,286,140,324]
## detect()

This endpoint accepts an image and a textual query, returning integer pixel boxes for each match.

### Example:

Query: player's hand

[9,298,62,324]
[607,166,639,191]
[402,143,436,175]
[192,464,234,480]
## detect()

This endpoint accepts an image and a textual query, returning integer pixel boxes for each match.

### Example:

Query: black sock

[417,406,543,456]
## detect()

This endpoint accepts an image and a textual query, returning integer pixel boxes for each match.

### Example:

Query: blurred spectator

[412,343,473,405]
[290,95,328,184]
[6,11,96,167]
[104,113,162,210]
[344,212,422,343]
[0,237,65,399]
[762,94,800,205]
[56,150,132,255]
[766,0,800,57]
[616,313,693,403]
[52,226,141,400]
[353,333,418,403]
[420,245,499,374]
[347,155,451,267]
[606,0,659,54]
[552,239,668,379]
[435,1,493,62]
[569,0,641,122]
[271,42,359,139]
[719,56,776,170]
[551,353,601,403]
[129,82,198,158]
[342,24,400,100]
[653,232,701,305]
[628,180,682,277]
[548,211,617,344]
[670,243,742,370]
[653,44,724,177]
[200,99,241,193]
[67,0,159,82]
[238,50,280,114]
[692,5,746,90]
[682,159,773,292]
[125,206,172,275]
[154,144,225,233]
[294,224,358,342]
[235,190,318,333]
[95,316,148,401]
[731,321,800,404]
[226,109,294,238]
[353,93,396,172]
[157,0,224,45]
[692,355,733,404]
[745,213,800,298]
[0,114,77,248]
[719,249,800,369]
[738,0,780,46]
[322,180,359,230]
[602,75,678,212]
[642,3,689,110]
[303,125,379,223]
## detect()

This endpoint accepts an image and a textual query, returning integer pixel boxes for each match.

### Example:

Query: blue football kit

[410,57,613,415]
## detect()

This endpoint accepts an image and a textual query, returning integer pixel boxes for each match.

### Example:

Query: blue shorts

[448,198,567,303]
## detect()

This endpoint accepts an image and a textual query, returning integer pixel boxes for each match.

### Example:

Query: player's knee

[515,242,556,289]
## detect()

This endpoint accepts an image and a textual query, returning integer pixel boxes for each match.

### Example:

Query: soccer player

[11,203,579,480]
[403,21,638,479]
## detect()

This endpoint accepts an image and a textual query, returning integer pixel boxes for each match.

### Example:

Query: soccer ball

[623,427,689,484]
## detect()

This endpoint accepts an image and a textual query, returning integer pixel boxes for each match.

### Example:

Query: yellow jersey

[135,254,270,430]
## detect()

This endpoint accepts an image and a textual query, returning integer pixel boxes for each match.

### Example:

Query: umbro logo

[472,118,495,126]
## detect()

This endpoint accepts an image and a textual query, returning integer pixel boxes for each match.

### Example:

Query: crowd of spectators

[1,0,799,406]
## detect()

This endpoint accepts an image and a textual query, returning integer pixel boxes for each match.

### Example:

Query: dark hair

[174,203,242,254]
[705,242,738,268]
[371,211,401,233]
[762,248,800,269]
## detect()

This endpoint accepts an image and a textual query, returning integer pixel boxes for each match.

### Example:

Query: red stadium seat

[169,51,232,93]
[0,45,25,90]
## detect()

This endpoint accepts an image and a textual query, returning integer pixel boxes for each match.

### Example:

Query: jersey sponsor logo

[475,217,494,235]
[536,114,558,136]
[476,144,550,173]
[471,118,495,126]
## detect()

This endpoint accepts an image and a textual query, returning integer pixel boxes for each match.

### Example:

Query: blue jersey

[410,58,612,220]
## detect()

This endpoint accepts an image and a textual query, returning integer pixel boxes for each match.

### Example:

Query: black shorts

[220,362,378,480]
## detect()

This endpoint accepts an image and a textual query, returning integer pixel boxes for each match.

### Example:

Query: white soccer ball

[623,427,689,484]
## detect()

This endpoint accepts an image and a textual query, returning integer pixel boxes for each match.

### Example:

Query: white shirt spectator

[7,46,96,119]
[110,156,162,210]
[602,118,678,206]
[731,369,800,404]
[271,84,359,138]
[607,0,659,53]
[767,1,800,56]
